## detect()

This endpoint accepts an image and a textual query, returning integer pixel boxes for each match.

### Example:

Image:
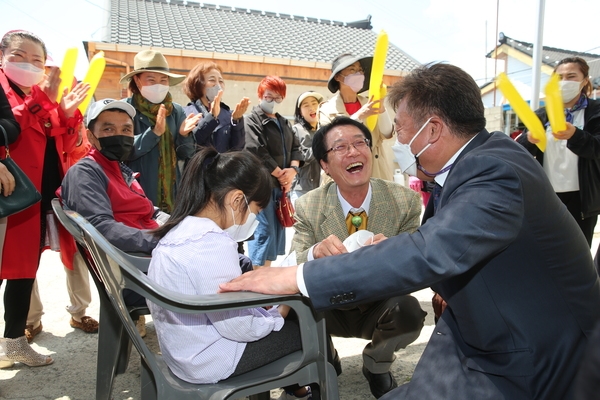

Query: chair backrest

[64,209,336,399]
[51,198,84,244]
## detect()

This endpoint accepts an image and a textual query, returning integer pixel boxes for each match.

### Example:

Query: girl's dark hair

[153,148,272,239]
[0,30,47,60]
[555,57,592,97]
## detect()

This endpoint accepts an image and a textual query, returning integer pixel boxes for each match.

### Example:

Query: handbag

[275,187,295,228]
[0,125,42,218]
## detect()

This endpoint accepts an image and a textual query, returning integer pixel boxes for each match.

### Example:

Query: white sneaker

[276,386,312,400]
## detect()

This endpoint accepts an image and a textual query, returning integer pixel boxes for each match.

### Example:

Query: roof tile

[108,0,420,72]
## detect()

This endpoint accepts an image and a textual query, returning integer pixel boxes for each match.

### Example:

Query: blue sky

[2,0,598,84]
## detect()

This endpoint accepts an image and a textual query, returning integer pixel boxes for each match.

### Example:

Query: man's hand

[370,233,388,245]
[313,235,348,258]
[219,266,300,295]
[432,292,447,320]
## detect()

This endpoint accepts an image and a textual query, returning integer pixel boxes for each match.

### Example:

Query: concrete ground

[1,225,598,399]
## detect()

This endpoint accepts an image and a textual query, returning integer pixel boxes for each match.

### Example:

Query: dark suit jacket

[302,130,600,399]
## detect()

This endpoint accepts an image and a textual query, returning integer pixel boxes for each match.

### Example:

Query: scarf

[565,94,588,124]
[133,92,176,212]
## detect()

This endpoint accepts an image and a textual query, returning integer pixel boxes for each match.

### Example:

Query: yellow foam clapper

[544,73,566,134]
[366,30,388,132]
[497,72,546,152]
[56,47,78,103]
[78,51,106,114]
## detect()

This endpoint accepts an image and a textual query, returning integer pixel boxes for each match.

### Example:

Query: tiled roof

[487,33,600,80]
[108,0,421,72]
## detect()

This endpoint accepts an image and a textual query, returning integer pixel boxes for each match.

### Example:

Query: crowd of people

[0,27,599,400]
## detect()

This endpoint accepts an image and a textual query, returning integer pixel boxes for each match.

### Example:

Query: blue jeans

[247,187,286,266]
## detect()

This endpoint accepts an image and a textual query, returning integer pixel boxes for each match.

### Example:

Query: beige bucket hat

[119,50,185,86]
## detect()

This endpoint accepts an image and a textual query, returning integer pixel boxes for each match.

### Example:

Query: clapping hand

[179,113,202,136]
[61,82,90,118]
[232,97,250,120]
[152,105,167,136]
[210,89,223,118]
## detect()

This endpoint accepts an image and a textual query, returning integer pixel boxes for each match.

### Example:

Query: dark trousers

[0,278,35,338]
[557,191,597,247]
[231,319,302,377]
[324,295,427,374]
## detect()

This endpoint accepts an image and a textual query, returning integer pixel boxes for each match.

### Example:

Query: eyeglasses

[326,138,370,155]
[263,95,284,103]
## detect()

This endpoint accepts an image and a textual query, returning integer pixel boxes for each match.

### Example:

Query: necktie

[346,210,367,234]
[432,183,443,213]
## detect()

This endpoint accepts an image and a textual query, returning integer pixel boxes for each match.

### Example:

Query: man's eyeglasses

[263,95,284,103]
[326,138,370,155]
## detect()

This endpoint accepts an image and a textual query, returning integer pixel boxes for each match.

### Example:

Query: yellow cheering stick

[56,47,78,103]
[544,73,567,134]
[497,73,546,152]
[366,30,388,132]
[77,51,106,114]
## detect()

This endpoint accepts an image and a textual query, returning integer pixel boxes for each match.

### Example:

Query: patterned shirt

[147,216,284,384]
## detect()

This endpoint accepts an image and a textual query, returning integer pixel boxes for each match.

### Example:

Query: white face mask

[223,195,260,242]
[343,73,365,93]
[260,99,276,114]
[2,60,44,88]
[205,84,221,102]
[559,80,582,103]
[140,84,169,104]
[391,117,433,177]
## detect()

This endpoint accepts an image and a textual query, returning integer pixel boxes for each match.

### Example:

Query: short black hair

[388,63,486,138]
[312,117,372,165]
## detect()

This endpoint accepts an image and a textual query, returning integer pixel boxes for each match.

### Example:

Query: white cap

[86,99,136,126]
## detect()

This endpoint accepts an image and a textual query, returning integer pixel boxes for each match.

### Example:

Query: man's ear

[320,159,329,175]
[427,117,445,144]
[87,129,100,149]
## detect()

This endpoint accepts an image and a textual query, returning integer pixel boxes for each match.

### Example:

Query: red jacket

[0,70,82,279]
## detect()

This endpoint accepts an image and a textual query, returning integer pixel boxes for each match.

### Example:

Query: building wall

[484,106,504,134]
[86,42,405,120]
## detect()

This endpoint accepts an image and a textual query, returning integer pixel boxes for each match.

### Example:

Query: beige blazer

[291,178,421,263]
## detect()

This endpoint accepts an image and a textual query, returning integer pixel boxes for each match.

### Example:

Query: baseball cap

[86,99,136,126]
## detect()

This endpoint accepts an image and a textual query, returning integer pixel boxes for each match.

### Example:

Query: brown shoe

[70,316,99,333]
[24,322,43,343]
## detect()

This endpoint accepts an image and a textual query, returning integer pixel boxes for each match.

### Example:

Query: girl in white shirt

[147,148,305,387]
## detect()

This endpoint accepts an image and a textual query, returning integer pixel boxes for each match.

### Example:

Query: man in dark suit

[221,63,600,399]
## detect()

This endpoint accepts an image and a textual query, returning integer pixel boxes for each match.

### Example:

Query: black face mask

[97,135,134,162]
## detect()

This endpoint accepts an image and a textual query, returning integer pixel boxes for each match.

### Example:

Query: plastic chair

[51,198,150,400]
[65,208,339,400]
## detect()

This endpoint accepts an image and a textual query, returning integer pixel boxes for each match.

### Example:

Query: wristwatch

[291,166,300,174]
